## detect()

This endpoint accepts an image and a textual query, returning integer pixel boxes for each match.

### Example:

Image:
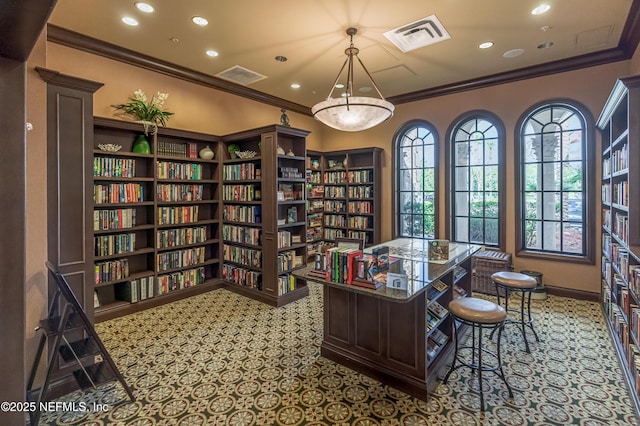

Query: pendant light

[312,28,394,132]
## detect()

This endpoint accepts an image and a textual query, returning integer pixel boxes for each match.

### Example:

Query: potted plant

[112,90,174,154]
[228,143,241,159]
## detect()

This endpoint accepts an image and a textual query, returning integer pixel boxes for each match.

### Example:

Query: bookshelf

[310,148,382,248]
[221,125,310,306]
[597,75,640,416]
[306,150,325,261]
[92,117,223,321]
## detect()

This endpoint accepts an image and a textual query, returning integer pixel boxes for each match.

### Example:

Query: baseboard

[545,285,599,302]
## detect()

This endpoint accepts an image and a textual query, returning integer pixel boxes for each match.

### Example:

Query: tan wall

[631,43,640,74]
[322,61,631,294]
[42,40,634,295]
[46,43,327,149]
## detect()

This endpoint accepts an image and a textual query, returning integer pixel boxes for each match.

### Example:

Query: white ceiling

[48,0,635,109]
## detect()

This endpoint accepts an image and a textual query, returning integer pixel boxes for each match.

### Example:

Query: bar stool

[491,271,539,353]
[442,297,513,411]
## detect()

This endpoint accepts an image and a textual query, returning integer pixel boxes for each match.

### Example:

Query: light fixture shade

[312,96,394,132]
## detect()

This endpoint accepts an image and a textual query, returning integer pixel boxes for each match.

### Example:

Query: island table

[297,238,481,400]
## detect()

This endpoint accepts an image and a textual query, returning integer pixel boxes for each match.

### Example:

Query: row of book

[157,161,203,180]
[223,224,260,246]
[278,274,296,295]
[323,247,363,284]
[95,258,129,284]
[223,205,261,223]
[348,185,373,198]
[324,186,346,198]
[612,180,629,207]
[156,184,204,202]
[278,230,293,249]
[157,267,206,295]
[157,246,206,271]
[93,208,136,231]
[277,250,300,273]
[348,170,373,183]
[94,156,136,178]
[157,141,198,159]
[349,216,372,230]
[324,200,346,212]
[222,264,261,289]
[308,187,324,198]
[614,211,629,244]
[348,201,372,214]
[115,276,154,303]
[607,143,628,176]
[223,163,260,181]
[223,244,262,268]
[324,214,347,227]
[324,228,345,240]
[348,230,370,244]
[223,184,260,202]
[157,226,207,249]
[308,171,322,184]
[94,183,144,204]
[95,233,135,257]
[324,171,346,184]
[158,206,200,225]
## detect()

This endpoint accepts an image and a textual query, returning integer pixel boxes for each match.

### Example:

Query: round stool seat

[449,297,506,324]
[491,271,536,289]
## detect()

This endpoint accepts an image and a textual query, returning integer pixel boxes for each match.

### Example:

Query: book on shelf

[427,339,441,360]
[431,280,448,292]
[287,207,298,223]
[429,327,449,346]
[428,239,449,261]
[426,311,439,330]
[428,301,448,319]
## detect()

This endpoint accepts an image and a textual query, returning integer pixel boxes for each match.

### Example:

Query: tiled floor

[41,283,639,425]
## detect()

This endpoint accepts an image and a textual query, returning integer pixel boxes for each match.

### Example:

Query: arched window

[449,113,505,248]
[394,121,438,239]
[516,101,593,260]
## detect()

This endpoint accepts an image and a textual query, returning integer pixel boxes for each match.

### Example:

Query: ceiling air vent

[384,15,451,53]
[215,65,267,85]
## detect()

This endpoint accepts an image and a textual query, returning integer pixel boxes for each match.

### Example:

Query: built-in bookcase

[92,117,222,321]
[221,125,310,306]
[306,148,381,248]
[306,150,325,260]
[597,75,640,416]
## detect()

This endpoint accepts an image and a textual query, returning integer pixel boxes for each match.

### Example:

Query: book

[287,207,298,223]
[428,301,448,318]
[431,280,448,292]
[428,239,450,261]
[372,246,390,272]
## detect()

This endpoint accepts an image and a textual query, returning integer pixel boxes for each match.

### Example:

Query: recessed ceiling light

[335,83,345,89]
[531,4,551,15]
[206,50,219,57]
[359,86,373,93]
[503,48,525,58]
[479,41,494,49]
[538,41,554,49]
[135,2,154,13]
[192,16,208,26]
[290,83,301,89]
[170,37,179,43]
[275,56,288,62]
[122,17,139,26]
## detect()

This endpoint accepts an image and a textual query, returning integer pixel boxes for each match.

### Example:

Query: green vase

[132,134,151,154]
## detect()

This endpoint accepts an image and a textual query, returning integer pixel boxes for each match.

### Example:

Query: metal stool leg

[477,324,485,411]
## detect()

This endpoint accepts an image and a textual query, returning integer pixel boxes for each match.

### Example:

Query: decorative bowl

[236,150,257,159]
[97,143,122,152]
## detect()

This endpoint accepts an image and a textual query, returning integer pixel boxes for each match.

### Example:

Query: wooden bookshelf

[306,150,325,261]
[597,75,640,417]
[221,125,310,306]
[309,148,382,248]
[92,117,223,321]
